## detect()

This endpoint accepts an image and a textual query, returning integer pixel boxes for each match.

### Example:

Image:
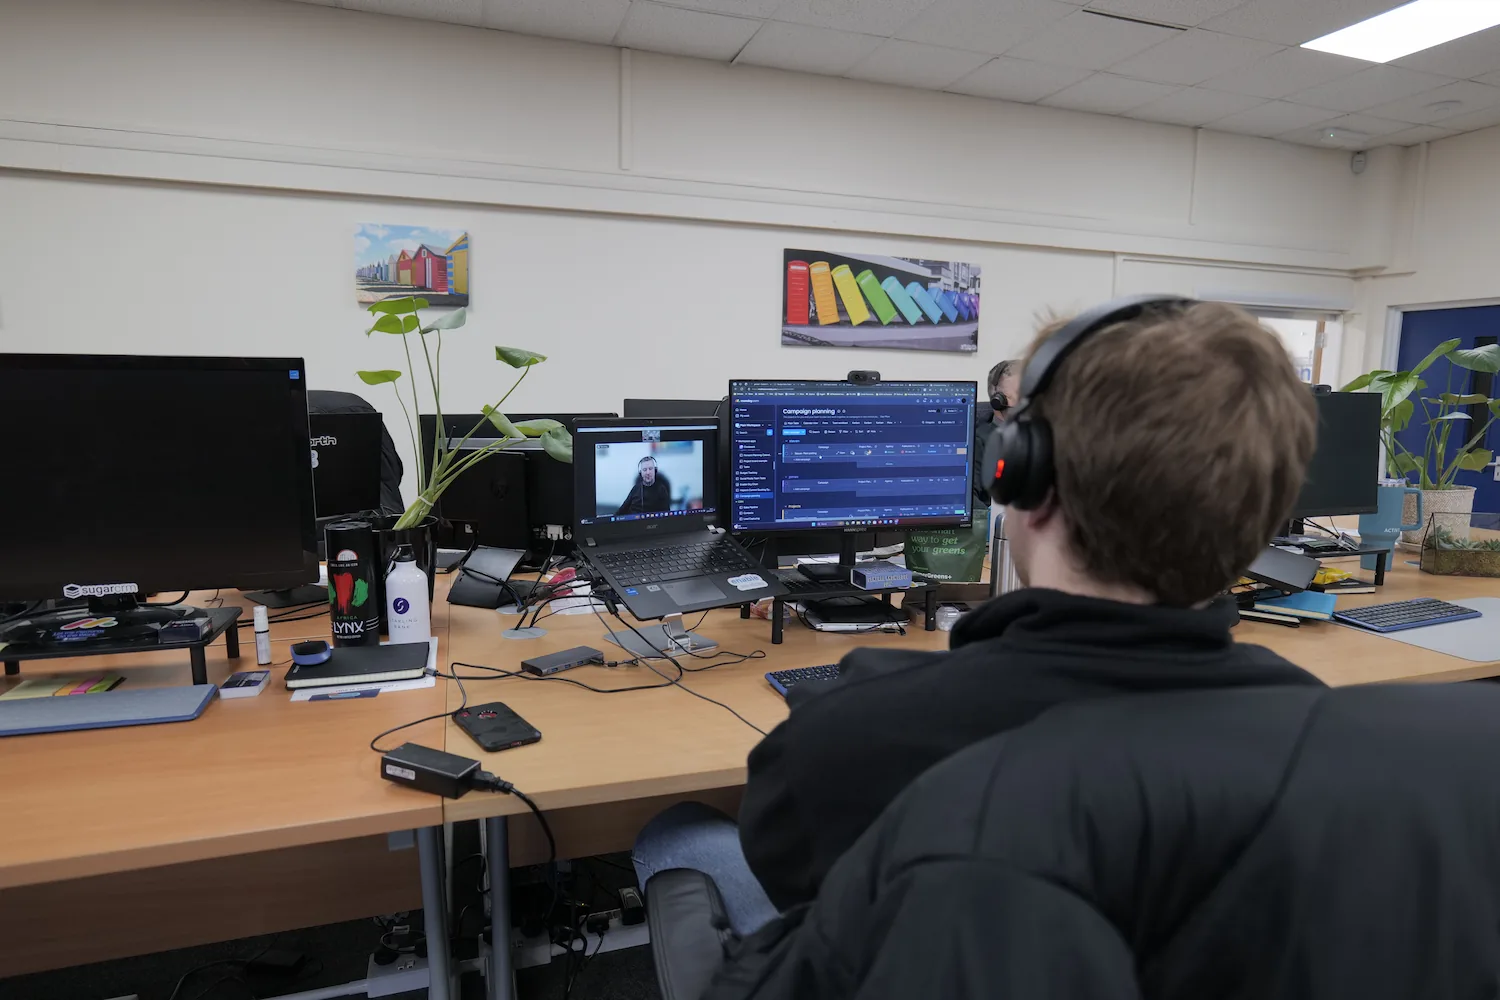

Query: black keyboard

[1333,597,1481,633]
[766,663,840,697]
[595,538,760,587]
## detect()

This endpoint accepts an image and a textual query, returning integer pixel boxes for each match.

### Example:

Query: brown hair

[1023,301,1316,606]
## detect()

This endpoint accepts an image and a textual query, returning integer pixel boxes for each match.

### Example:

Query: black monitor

[1291,390,1381,518]
[309,412,384,519]
[729,379,977,577]
[623,398,723,419]
[419,412,618,558]
[0,354,319,610]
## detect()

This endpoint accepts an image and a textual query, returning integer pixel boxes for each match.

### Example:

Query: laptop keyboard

[595,538,761,586]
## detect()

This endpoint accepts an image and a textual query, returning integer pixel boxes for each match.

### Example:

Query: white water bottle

[385,545,431,645]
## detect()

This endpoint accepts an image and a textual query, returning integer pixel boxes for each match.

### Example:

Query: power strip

[510,910,651,970]
[366,953,428,998]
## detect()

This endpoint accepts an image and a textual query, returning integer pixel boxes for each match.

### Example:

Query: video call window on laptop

[576,422,719,531]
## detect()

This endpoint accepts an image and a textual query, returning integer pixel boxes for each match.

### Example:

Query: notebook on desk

[284,642,430,690]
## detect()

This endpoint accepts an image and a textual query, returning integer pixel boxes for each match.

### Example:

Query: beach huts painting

[355,225,469,307]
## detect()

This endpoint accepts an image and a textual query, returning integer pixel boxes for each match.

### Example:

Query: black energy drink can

[325,520,380,646]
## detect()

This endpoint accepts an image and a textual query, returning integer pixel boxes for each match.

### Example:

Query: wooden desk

[0,588,454,986]
[1238,556,1500,685]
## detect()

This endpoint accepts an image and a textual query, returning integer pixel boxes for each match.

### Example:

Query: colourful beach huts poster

[355,225,469,308]
[782,249,979,354]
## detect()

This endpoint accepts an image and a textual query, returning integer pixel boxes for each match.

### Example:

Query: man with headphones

[615,454,672,516]
[634,297,1323,946]
[972,358,1020,506]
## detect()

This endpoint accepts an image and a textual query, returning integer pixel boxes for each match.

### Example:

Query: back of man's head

[1022,301,1316,606]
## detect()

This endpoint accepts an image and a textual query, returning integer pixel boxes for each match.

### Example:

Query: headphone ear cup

[986,420,1025,507]
[990,391,1009,413]
[1015,418,1054,510]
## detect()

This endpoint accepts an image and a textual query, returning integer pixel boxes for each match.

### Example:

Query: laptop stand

[605,614,719,659]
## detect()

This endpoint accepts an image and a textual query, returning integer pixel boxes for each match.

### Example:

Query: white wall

[0,0,1389,500]
[1348,125,1500,378]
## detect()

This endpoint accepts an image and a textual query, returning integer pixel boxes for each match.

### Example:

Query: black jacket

[616,471,672,516]
[739,589,1322,910]
[710,682,1500,999]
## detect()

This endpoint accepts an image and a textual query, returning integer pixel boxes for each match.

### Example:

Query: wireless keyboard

[1333,597,1481,634]
[766,663,841,697]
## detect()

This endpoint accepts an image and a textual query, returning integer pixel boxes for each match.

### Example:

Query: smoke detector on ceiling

[1425,100,1464,118]
[1320,127,1370,145]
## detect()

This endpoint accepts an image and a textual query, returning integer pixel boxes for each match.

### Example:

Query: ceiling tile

[734,22,884,75]
[1200,45,1366,99]
[346,0,482,24]
[1210,99,1340,136]
[653,0,785,16]
[897,0,1075,57]
[1038,72,1178,113]
[1006,10,1180,69]
[944,55,1092,101]
[1083,0,1243,28]
[1287,65,1455,113]
[1380,124,1460,145]
[1202,0,1409,46]
[1109,29,1281,86]
[845,37,993,88]
[770,0,940,37]
[1363,80,1500,125]
[1392,24,1500,80]
[615,1,762,59]
[1424,101,1500,133]
[482,0,632,43]
[1480,70,1500,87]
[1124,85,1263,125]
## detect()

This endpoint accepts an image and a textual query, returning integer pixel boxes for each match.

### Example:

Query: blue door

[1394,305,1500,512]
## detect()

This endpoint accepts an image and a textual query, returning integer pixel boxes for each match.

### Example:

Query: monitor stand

[0,595,190,650]
[606,614,720,660]
[797,534,859,584]
[243,585,328,609]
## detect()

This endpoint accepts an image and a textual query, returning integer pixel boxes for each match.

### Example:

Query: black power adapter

[381,742,482,798]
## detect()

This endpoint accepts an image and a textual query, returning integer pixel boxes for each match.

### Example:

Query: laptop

[574,417,786,619]
[309,412,384,519]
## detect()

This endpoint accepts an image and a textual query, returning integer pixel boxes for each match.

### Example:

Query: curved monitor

[729,379,977,533]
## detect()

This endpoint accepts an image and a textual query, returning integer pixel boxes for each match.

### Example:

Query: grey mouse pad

[1345,596,1500,662]
[664,578,728,604]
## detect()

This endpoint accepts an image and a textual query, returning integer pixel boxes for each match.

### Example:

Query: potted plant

[1341,338,1500,544]
[1420,521,1500,578]
[357,295,571,599]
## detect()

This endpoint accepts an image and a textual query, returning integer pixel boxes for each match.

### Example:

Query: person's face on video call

[640,458,657,485]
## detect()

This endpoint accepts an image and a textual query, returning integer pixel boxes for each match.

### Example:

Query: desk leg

[225,624,241,659]
[485,815,514,1000]
[772,599,785,645]
[1375,550,1388,587]
[418,826,454,1000]
[189,647,208,686]
[924,589,937,632]
[4,661,16,676]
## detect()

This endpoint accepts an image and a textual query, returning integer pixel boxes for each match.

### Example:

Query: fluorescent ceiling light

[1302,0,1500,63]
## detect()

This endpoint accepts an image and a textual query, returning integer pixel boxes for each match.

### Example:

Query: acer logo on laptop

[61,582,139,599]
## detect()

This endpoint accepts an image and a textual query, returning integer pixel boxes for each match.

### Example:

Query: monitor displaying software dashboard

[729,380,977,533]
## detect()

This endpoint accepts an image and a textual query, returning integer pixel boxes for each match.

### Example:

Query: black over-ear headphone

[986,294,1195,510]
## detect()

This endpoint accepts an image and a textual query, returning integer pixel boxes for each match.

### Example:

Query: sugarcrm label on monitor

[62,582,140,599]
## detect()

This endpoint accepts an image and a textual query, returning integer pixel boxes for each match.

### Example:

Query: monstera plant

[358,296,571,530]
[1342,338,1500,488]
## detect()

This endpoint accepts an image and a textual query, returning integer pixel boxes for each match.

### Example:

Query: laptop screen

[574,420,720,534]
